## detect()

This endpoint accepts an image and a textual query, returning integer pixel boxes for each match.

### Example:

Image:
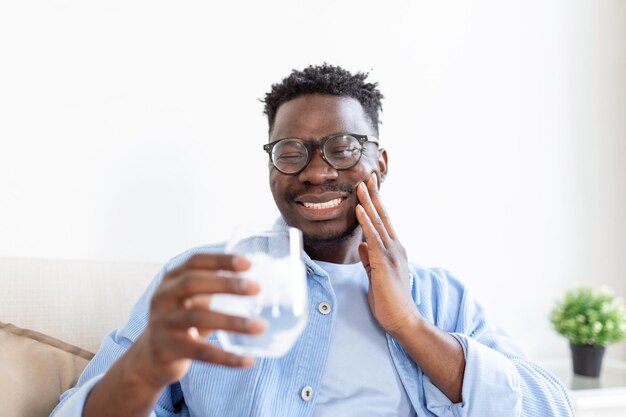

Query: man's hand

[356,173,466,403]
[134,253,267,389]
[355,173,418,336]
[83,253,266,417]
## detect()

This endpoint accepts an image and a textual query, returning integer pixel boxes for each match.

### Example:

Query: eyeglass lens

[272,135,362,174]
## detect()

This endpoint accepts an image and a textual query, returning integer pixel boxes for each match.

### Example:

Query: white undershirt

[311,260,416,417]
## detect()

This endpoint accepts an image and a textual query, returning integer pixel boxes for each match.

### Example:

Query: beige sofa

[0,257,161,417]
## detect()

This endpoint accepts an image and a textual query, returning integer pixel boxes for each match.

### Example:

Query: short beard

[285,181,362,249]
[302,217,361,249]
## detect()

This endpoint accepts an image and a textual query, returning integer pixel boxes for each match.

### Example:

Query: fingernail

[246,319,267,332]
[238,279,259,293]
[241,357,255,367]
[232,256,246,269]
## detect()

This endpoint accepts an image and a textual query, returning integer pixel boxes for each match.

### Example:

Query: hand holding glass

[210,226,308,358]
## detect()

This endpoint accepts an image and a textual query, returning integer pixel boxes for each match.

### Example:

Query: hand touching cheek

[355,173,419,335]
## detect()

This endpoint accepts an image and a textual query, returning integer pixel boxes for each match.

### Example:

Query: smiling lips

[301,198,343,209]
[294,192,349,220]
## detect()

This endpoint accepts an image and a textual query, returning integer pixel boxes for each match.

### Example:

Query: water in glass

[210,227,308,357]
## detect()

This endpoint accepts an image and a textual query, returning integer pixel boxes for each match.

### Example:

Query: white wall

[1,1,625,360]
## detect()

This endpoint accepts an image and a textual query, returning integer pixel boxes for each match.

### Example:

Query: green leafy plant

[551,287,626,347]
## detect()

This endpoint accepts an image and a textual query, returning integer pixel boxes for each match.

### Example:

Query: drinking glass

[210,226,308,357]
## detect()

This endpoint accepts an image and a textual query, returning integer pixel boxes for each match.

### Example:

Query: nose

[297,148,338,184]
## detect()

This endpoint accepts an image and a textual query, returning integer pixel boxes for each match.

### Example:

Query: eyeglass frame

[263,133,379,175]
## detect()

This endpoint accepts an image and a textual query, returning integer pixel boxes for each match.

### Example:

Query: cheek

[269,172,289,202]
[268,174,279,196]
[353,158,379,181]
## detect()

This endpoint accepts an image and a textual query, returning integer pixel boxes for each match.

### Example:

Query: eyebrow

[271,132,358,142]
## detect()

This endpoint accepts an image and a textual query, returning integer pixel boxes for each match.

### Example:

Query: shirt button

[318,301,331,315]
[301,386,314,401]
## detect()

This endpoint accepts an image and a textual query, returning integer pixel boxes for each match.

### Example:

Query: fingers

[175,337,256,368]
[358,242,371,274]
[185,294,213,309]
[188,253,251,271]
[356,203,386,252]
[357,180,389,244]
[155,270,260,311]
[356,174,396,246]
[166,307,267,335]
[365,173,397,239]
[166,253,251,281]
[143,253,266,375]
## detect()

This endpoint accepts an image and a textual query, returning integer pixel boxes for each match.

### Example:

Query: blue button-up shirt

[51,243,573,417]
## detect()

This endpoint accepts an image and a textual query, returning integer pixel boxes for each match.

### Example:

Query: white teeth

[302,198,343,209]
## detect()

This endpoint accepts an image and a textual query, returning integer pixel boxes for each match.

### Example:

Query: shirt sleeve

[49,266,189,417]
[418,269,574,417]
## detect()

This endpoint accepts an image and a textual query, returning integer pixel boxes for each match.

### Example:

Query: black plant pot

[570,343,605,377]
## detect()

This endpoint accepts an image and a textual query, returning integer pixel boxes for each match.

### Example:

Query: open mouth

[300,198,343,210]
[294,193,349,221]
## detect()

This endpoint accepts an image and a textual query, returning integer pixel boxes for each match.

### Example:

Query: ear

[377,148,388,185]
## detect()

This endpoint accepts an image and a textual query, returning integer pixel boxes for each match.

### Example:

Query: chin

[300,219,361,248]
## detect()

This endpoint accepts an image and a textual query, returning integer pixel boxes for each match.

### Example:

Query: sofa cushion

[0,257,160,352]
[0,322,94,417]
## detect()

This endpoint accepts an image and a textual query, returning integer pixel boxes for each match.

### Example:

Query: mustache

[287,183,355,200]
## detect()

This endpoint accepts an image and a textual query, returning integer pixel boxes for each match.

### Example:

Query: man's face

[268,94,387,245]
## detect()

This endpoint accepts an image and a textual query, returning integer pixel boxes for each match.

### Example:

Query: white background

[1,1,624,361]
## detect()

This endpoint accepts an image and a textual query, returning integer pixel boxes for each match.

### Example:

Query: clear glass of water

[210,226,308,358]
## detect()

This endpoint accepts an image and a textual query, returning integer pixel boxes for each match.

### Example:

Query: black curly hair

[262,63,384,135]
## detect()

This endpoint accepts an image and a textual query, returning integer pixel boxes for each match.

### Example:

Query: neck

[304,229,363,264]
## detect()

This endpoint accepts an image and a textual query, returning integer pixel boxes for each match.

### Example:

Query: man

[51,64,573,416]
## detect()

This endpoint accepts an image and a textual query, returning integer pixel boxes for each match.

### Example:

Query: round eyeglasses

[263,133,379,175]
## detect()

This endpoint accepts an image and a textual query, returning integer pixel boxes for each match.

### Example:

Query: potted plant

[550,286,626,377]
